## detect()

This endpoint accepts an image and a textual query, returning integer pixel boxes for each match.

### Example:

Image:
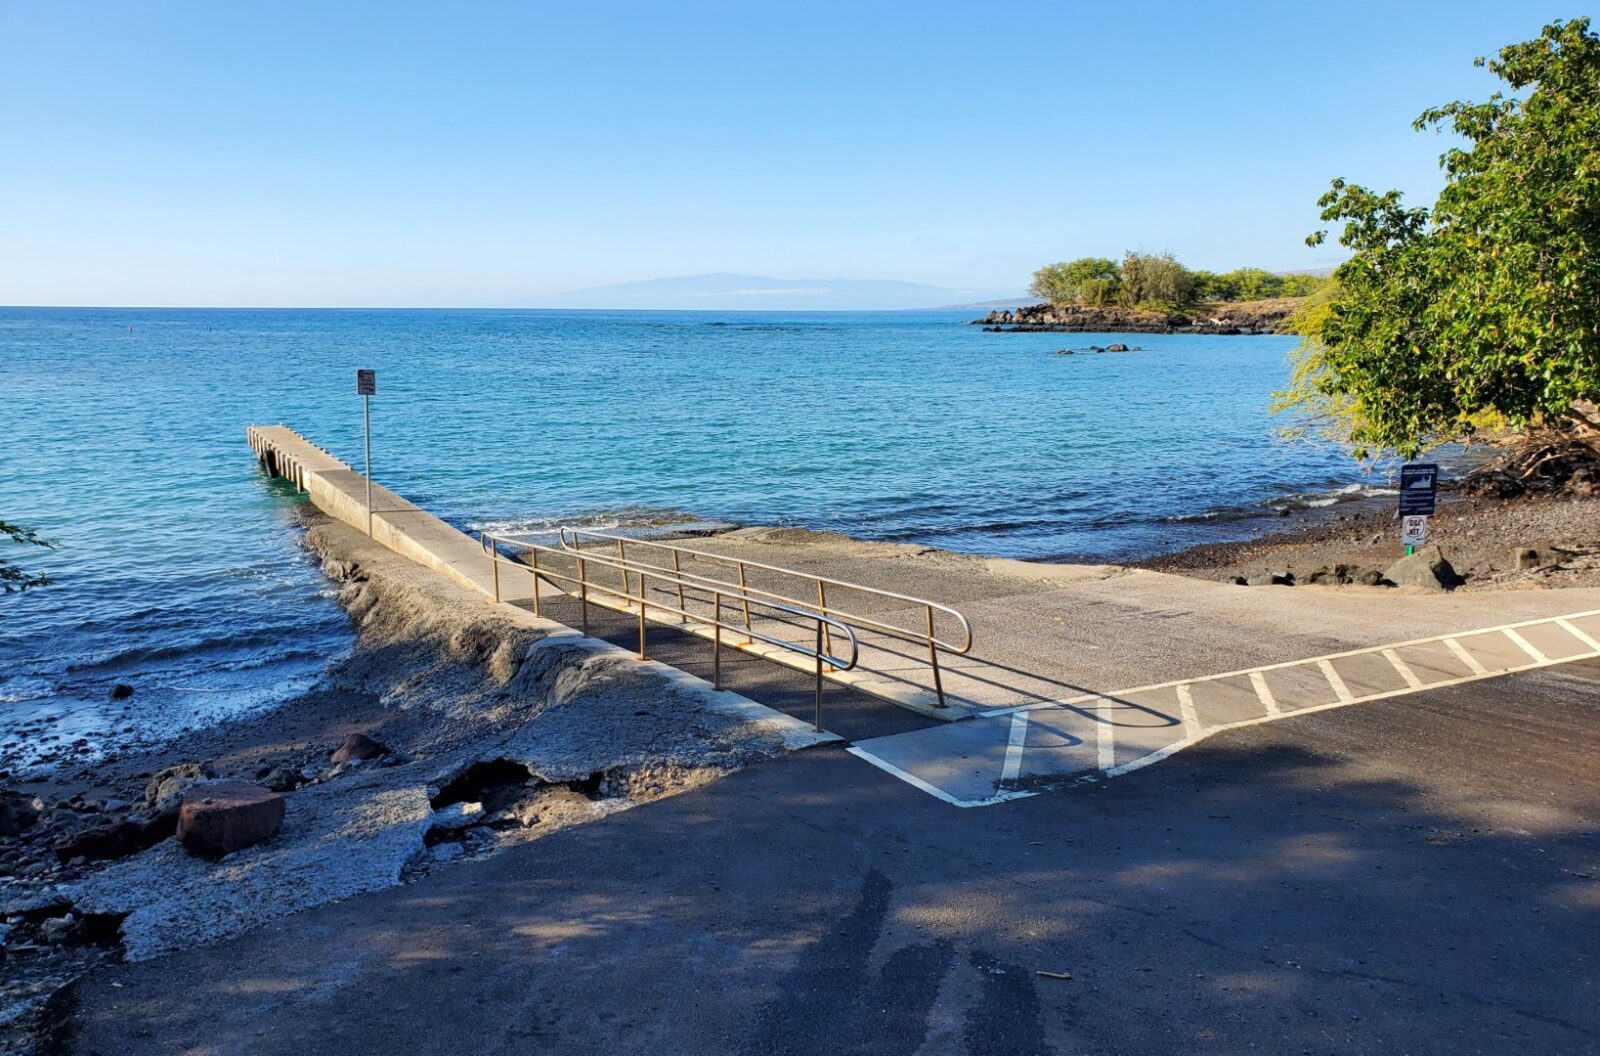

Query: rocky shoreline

[1132,489,1600,592]
[0,508,824,1051]
[973,296,1302,335]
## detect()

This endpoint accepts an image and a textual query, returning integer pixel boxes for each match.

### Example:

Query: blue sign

[1398,463,1438,516]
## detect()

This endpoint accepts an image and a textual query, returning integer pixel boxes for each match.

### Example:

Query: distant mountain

[528,273,1022,311]
[927,296,1038,311]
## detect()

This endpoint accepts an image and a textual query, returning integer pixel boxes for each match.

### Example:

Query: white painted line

[1001,712,1030,785]
[1175,683,1200,738]
[1502,627,1548,664]
[1318,659,1355,703]
[1443,637,1490,676]
[1249,671,1281,718]
[1107,646,1600,780]
[1096,706,1115,771]
[1382,648,1425,690]
[1557,618,1600,652]
[846,746,972,807]
[984,610,1600,718]
[854,609,1600,807]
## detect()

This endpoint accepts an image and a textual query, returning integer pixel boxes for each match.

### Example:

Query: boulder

[109,683,134,700]
[1383,545,1462,591]
[330,733,389,765]
[1105,343,1129,352]
[0,789,40,838]
[177,783,285,858]
[144,762,215,810]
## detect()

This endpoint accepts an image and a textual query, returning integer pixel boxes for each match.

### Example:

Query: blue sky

[0,2,1584,307]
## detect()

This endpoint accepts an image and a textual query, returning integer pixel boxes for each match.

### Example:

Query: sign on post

[356,369,376,536]
[1398,463,1438,516]
[1397,463,1438,554]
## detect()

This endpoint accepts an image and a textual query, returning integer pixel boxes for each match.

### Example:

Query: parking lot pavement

[57,658,1600,1056]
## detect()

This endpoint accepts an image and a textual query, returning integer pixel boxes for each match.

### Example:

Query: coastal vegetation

[1,519,53,593]
[1277,18,1600,470]
[1029,252,1331,311]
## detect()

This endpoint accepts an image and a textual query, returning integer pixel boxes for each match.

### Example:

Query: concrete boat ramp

[250,424,1600,807]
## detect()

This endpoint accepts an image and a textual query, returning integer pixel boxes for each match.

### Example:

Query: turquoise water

[1,307,1375,774]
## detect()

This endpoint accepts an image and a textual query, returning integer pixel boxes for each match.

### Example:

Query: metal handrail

[479,531,858,731]
[557,528,973,653]
[556,527,972,708]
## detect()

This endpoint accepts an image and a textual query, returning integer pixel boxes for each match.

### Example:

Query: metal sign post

[356,369,376,536]
[1397,462,1438,555]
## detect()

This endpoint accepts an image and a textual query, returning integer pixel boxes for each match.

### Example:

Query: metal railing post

[817,580,831,663]
[637,571,648,660]
[489,537,501,604]
[737,562,753,643]
[617,539,629,602]
[814,621,824,733]
[926,604,946,708]
[672,550,687,622]
[713,591,722,690]
[578,556,590,636]
[530,548,541,619]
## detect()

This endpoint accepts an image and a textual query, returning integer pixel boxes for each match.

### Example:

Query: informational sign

[356,369,377,396]
[1400,515,1429,547]
[1398,463,1438,516]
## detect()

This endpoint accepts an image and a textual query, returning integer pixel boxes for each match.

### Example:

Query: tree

[1117,251,1195,307]
[1279,18,1600,458]
[1219,267,1285,301]
[1029,257,1121,307]
[1279,272,1332,298]
[2,519,55,593]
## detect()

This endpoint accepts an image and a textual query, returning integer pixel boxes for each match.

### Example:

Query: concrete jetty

[248,424,538,604]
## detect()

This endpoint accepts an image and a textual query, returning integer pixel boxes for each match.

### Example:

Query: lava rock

[1384,545,1462,591]
[38,914,81,946]
[330,733,389,765]
[144,762,216,811]
[109,683,135,700]
[260,765,304,793]
[0,789,40,838]
[177,783,285,858]
[51,811,175,863]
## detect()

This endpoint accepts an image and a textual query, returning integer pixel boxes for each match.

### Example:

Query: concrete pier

[248,424,537,603]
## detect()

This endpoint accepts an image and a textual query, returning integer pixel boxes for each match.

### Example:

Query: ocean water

[1,307,1385,775]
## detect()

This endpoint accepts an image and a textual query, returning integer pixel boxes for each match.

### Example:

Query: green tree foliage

[1,519,55,593]
[1279,273,1332,298]
[1280,18,1600,458]
[1116,251,1196,307]
[1029,257,1121,307]
[1035,257,1329,308]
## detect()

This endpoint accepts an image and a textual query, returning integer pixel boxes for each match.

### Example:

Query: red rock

[177,783,284,858]
[330,733,388,765]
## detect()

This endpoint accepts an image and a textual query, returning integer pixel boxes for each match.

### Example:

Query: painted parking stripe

[1558,618,1600,652]
[1249,671,1281,718]
[1443,637,1490,675]
[1502,627,1548,664]
[1382,648,1425,690]
[1319,659,1355,702]
[1175,683,1200,737]
[1001,712,1029,785]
